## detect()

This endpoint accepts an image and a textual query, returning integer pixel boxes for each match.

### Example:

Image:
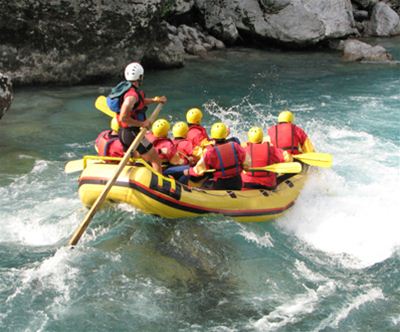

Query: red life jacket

[152,137,176,162]
[211,142,242,179]
[242,142,276,187]
[268,123,300,154]
[173,138,193,164]
[247,142,271,177]
[117,86,147,128]
[95,130,124,157]
[187,124,209,147]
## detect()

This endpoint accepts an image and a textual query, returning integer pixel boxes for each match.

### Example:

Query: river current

[0,37,399,331]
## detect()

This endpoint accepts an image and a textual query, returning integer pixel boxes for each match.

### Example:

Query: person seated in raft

[186,107,211,148]
[171,121,196,165]
[267,109,314,155]
[241,127,292,190]
[95,117,125,158]
[183,122,249,190]
[147,119,184,169]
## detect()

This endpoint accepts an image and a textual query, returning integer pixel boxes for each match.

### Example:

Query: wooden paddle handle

[68,103,163,246]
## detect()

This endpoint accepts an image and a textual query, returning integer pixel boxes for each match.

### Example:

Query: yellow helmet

[248,126,263,143]
[110,117,120,132]
[172,121,189,138]
[186,108,203,124]
[152,119,170,138]
[210,122,228,140]
[278,110,294,123]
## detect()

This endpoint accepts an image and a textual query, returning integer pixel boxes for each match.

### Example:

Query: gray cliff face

[0,73,13,119]
[197,0,357,44]
[0,0,399,86]
[0,0,173,85]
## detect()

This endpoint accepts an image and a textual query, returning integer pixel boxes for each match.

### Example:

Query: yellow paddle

[205,162,302,175]
[95,95,115,118]
[248,162,302,174]
[293,152,332,168]
[65,159,87,174]
[64,155,138,174]
[68,103,163,246]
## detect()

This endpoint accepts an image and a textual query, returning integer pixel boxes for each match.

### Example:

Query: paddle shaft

[248,162,302,174]
[68,103,163,246]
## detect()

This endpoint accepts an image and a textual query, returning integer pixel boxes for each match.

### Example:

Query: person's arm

[236,144,250,171]
[184,146,212,176]
[182,156,208,177]
[301,138,315,153]
[120,96,152,128]
[271,146,292,163]
[166,144,185,166]
[296,126,315,153]
[144,96,167,105]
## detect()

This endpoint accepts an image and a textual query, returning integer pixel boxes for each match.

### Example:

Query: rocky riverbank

[0,0,399,116]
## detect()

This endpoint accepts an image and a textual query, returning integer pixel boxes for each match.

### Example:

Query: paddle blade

[249,162,302,174]
[64,159,84,174]
[95,95,115,118]
[294,152,332,168]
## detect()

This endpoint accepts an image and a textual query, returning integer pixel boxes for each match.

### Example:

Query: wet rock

[0,73,13,119]
[176,24,225,56]
[341,39,393,62]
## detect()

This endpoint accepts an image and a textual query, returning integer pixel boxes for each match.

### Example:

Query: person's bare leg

[142,148,162,173]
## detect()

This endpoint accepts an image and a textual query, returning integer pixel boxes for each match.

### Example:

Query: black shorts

[119,127,153,155]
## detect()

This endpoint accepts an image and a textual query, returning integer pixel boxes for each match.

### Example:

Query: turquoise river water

[0,37,399,331]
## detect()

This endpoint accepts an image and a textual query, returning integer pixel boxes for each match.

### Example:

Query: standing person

[267,110,314,155]
[117,62,167,173]
[95,117,124,158]
[185,122,248,190]
[242,127,291,190]
[186,107,210,147]
[147,119,182,166]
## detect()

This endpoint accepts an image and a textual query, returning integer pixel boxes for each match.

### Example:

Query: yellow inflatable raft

[78,159,308,222]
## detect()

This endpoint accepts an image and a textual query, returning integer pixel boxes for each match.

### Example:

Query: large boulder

[366,2,400,36]
[196,0,357,45]
[341,39,393,62]
[0,73,13,119]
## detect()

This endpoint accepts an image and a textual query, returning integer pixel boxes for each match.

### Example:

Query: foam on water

[3,248,80,331]
[237,226,274,248]
[315,287,384,331]
[250,281,336,331]
[0,159,81,246]
[280,123,400,268]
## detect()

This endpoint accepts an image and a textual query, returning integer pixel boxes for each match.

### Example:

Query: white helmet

[124,62,144,81]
